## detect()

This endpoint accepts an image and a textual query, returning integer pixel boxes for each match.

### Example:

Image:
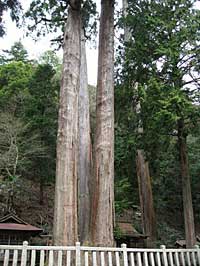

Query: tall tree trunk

[91,0,115,247]
[135,84,156,247]
[53,3,81,246]
[178,118,196,248]
[136,150,156,247]
[78,29,92,244]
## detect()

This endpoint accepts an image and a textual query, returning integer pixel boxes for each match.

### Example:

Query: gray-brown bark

[53,3,81,246]
[178,118,196,248]
[78,29,92,244]
[134,83,156,247]
[136,150,156,247]
[91,0,115,247]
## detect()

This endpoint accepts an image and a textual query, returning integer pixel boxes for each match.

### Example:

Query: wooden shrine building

[115,222,147,248]
[0,213,43,245]
[115,209,147,247]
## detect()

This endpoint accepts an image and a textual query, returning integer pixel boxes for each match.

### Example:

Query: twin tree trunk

[53,4,81,245]
[91,0,115,246]
[54,0,115,246]
[178,118,196,248]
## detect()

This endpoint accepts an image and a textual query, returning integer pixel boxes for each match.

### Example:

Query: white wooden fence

[0,242,200,266]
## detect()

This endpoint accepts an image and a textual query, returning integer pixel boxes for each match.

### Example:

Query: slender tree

[135,87,156,247]
[53,0,81,246]
[178,119,196,247]
[122,0,156,247]
[91,0,115,246]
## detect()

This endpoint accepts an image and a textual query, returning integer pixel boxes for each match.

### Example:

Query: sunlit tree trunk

[78,29,92,244]
[53,2,81,246]
[178,118,196,248]
[91,0,115,246]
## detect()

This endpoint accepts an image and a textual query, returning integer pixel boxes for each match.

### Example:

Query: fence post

[21,241,28,266]
[160,245,168,266]
[195,245,200,264]
[121,244,128,266]
[76,242,81,266]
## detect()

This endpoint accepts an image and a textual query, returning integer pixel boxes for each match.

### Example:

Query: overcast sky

[0,0,199,85]
[0,0,102,85]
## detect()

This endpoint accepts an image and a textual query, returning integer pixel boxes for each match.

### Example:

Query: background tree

[0,44,59,204]
[39,50,61,69]
[1,41,29,63]
[122,0,156,247]
[25,63,59,204]
[119,0,200,247]
[0,112,46,180]
[0,61,32,115]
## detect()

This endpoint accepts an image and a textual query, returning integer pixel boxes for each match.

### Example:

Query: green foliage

[0,61,33,114]
[115,178,134,214]
[115,0,200,242]
[113,225,123,240]
[1,41,29,63]
[39,50,61,69]
[0,0,22,37]
[114,83,139,208]
[24,63,59,183]
[25,0,97,45]
[0,46,60,186]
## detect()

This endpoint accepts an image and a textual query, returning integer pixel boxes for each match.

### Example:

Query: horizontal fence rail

[0,242,200,266]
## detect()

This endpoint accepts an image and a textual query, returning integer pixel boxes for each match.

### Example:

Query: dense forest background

[0,0,200,248]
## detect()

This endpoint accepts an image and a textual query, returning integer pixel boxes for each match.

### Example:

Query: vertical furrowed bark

[136,149,156,247]
[53,5,81,246]
[78,29,92,244]
[178,118,196,248]
[91,0,115,247]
